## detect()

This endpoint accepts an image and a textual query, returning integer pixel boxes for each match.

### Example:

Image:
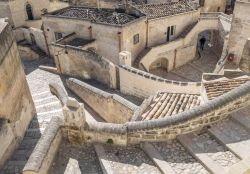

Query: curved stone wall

[119,65,201,98]
[83,79,250,144]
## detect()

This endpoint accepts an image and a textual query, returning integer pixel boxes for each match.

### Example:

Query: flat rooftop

[48,7,139,25]
[134,0,195,19]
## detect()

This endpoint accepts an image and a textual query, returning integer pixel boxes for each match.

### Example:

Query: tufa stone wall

[0,19,36,167]
[119,65,201,98]
[67,78,139,124]
[52,43,117,88]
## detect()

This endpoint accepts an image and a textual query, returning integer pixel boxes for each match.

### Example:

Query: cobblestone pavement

[152,140,209,174]
[103,145,161,174]
[193,132,240,168]
[151,48,219,82]
[49,141,102,174]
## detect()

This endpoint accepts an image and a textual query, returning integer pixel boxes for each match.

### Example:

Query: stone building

[227,0,250,72]
[43,0,200,67]
[0,18,35,167]
[0,0,50,28]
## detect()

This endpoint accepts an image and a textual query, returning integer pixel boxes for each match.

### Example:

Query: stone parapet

[67,78,139,123]
[81,80,250,145]
[23,117,64,174]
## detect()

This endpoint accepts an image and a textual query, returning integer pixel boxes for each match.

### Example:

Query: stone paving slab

[209,119,250,160]
[151,140,209,174]
[50,141,102,174]
[178,132,239,174]
[102,144,161,174]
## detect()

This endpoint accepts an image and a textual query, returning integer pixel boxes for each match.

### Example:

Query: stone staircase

[49,107,250,174]
[1,91,63,174]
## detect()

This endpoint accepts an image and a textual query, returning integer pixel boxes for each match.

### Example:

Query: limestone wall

[0,19,35,167]
[43,15,146,65]
[147,10,200,47]
[228,0,250,66]
[140,16,220,72]
[7,0,50,28]
[119,65,201,98]
[201,0,227,12]
[67,78,139,124]
[52,44,117,88]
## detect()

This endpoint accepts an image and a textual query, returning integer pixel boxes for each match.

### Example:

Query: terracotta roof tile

[141,92,201,120]
[204,77,250,100]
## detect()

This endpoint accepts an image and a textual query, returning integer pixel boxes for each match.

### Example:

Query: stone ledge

[119,65,201,86]
[23,116,64,174]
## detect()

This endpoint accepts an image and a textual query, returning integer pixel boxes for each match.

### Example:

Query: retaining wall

[119,65,201,98]
[67,78,139,124]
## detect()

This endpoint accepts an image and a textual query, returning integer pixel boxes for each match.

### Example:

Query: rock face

[0,19,35,167]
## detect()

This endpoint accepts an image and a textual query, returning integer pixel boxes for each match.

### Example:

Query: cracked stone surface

[104,145,161,174]
[49,141,102,174]
[152,140,209,174]
[193,132,240,168]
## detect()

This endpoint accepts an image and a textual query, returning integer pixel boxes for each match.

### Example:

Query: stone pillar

[63,97,85,144]
[227,0,250,66]
[119,51,132,66]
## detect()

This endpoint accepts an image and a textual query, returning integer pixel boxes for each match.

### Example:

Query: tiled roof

[134,1,195,19]
[49,7,138,25]
[141,92,201,120]
[204,77,250,100]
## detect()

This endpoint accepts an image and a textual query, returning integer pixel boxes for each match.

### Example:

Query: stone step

[36,108,63,117]
[231,107,250,131]
[29,117,52,129]
[94,144,114,174]
[35,101,61,113]
[140,143,176,174]
[208,119,250,160]
[2,160,27,173]
[178,132,239,174]
[34,95,58,106]
[95,144,162,174]
[150,140,209,174]
[24,128,43,138]
[18,138,39,150]
[32,91,51,100]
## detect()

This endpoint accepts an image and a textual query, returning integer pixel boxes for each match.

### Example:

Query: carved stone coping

[120,65,201,86]
[23,116,64,174]
[126,80,250,131]
[49,83,68,106]
[67,78,139,112]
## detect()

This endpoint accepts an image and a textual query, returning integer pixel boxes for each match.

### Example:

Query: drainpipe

[118,32,122,52]
[42,24,51,58]
[173,49,177,69]
[146,20,149,48]
[88,26,92,39]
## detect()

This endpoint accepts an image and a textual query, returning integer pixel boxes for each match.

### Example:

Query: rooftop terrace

[134,0,195,19]
[47,6,140,25]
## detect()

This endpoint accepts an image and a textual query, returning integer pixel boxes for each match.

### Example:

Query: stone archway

[26,3,34,20]
[149,57,169,72]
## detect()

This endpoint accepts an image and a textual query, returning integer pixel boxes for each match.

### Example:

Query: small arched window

[26,3,34,20]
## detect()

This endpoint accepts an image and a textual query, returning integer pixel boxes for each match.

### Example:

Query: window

[54,32,63,40]
[133,34,139,45]
[167,25,176,42]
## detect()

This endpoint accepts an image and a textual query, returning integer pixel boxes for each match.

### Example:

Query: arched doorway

[26,3,34,20]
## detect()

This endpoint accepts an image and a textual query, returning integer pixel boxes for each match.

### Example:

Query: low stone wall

[82,80,250,145]
[23,117,64,174]
[52,44,117,89]
[119,65,201,98]
[67,78,139,124]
